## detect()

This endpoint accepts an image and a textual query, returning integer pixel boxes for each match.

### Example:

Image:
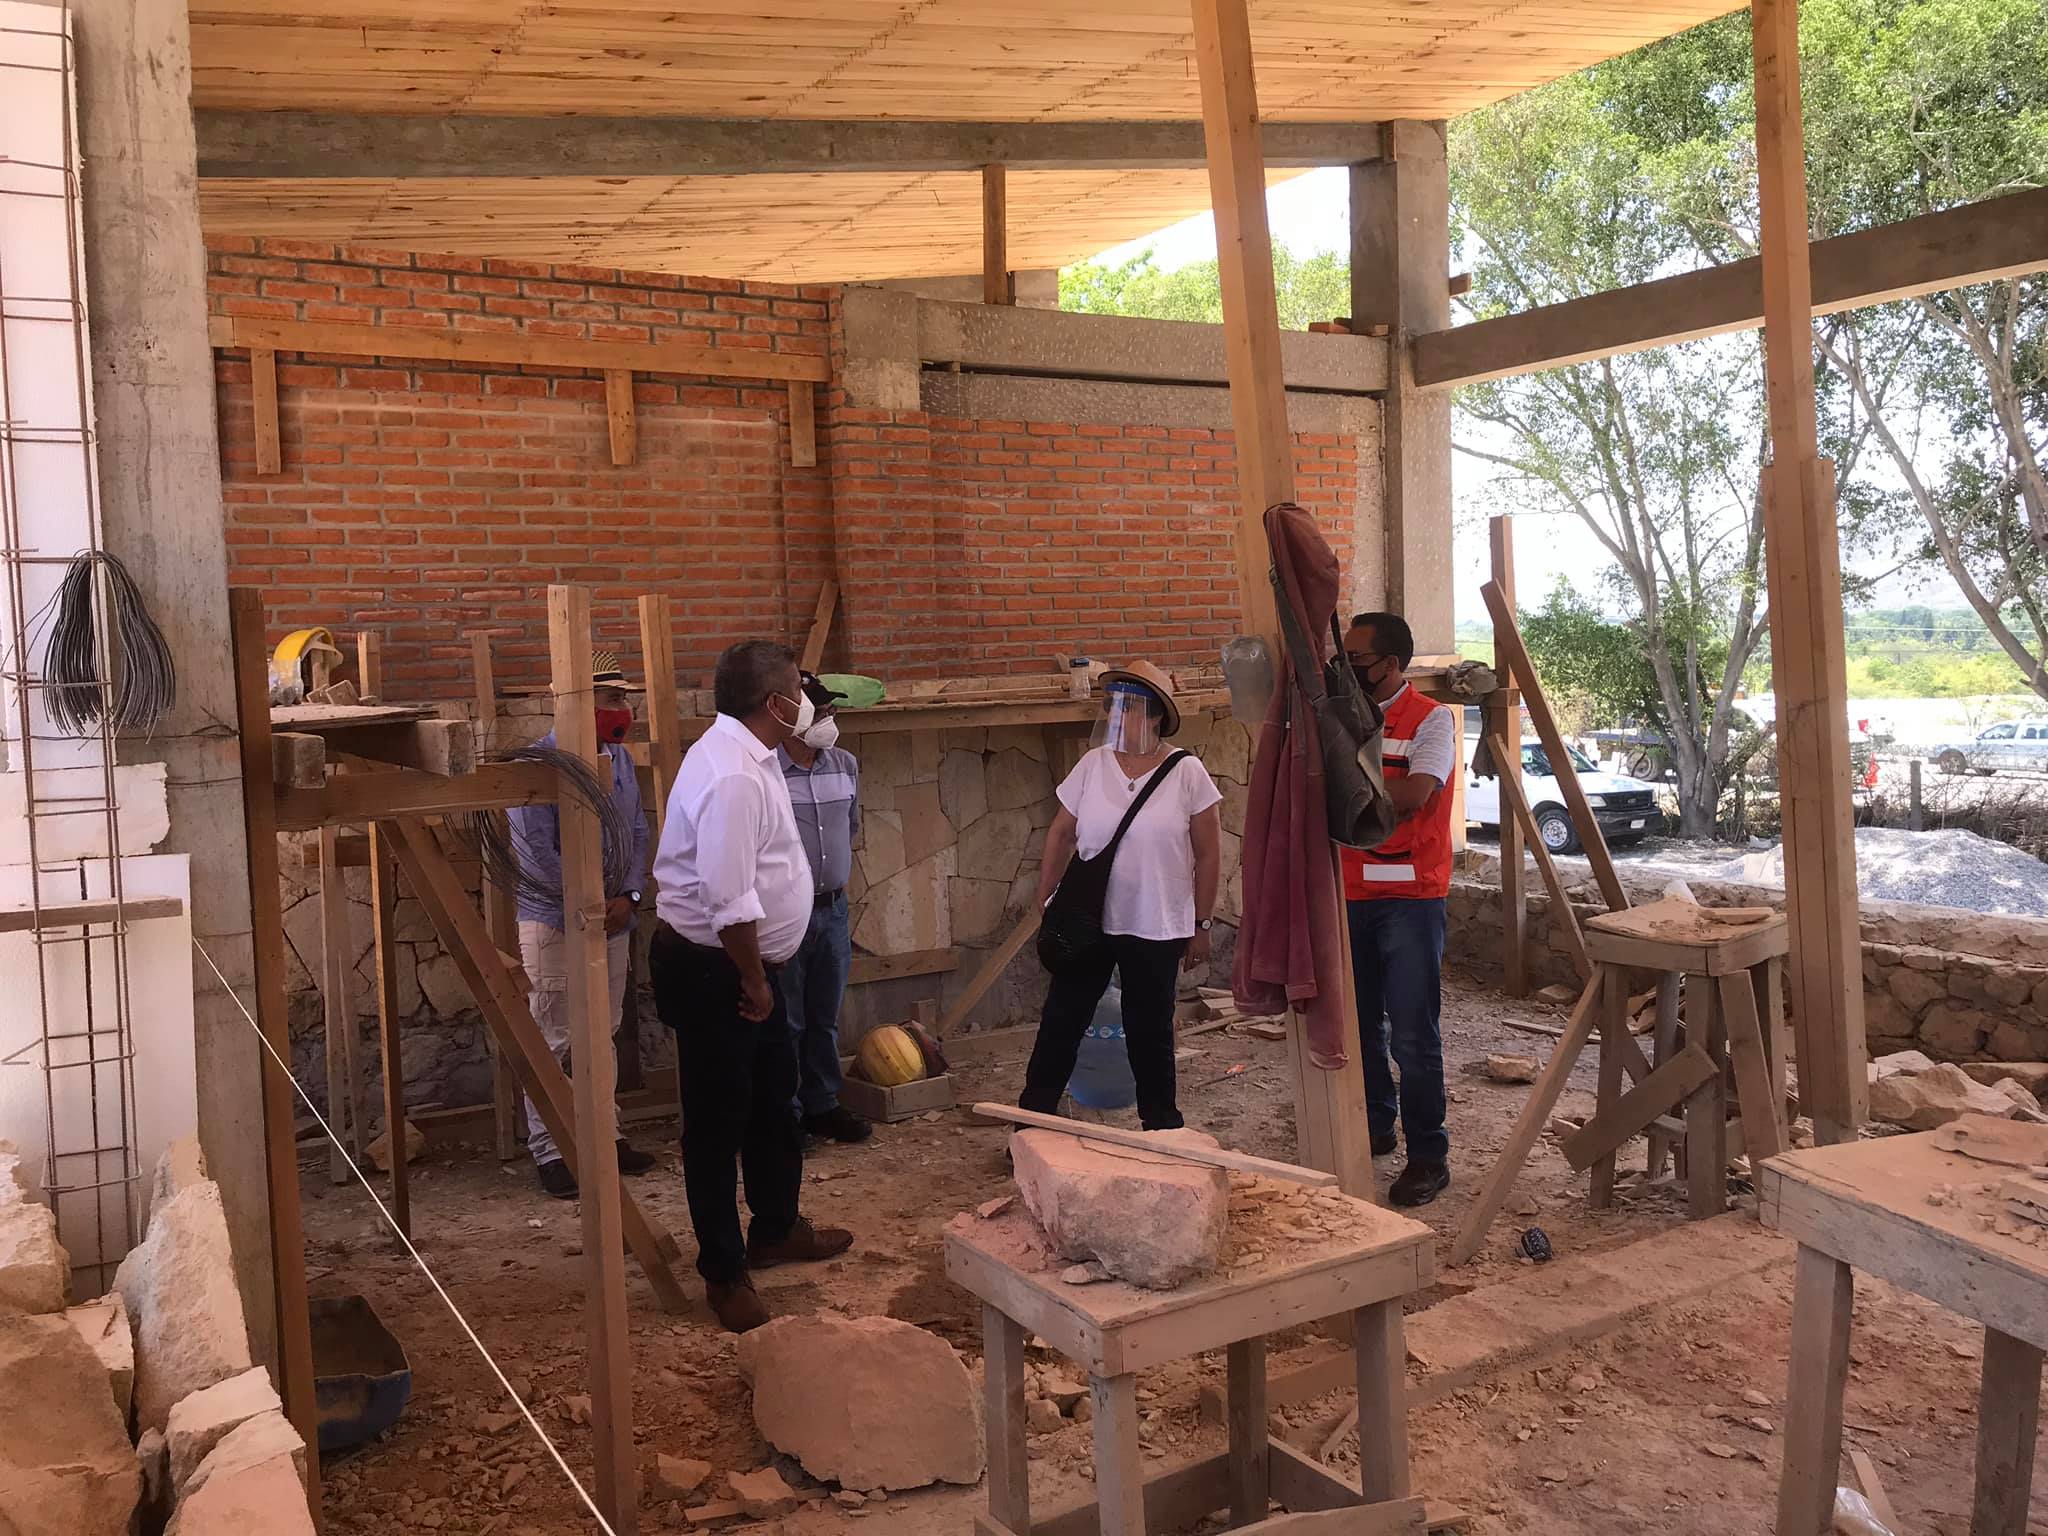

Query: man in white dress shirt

[649,640,853,1332]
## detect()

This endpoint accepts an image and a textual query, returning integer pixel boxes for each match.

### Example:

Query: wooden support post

[1972,1327,2043,1536]
[484,826,524,1162]
[1487,518,1526,995]
[1227,1337,1269,1524]
[1589,966,1629,1209]
[1751,0,1864,1142]
[368,824,409,1239]
[226,588,322,1525]
[1353,1299,1411,1503]
[469,631,498,754]
[636,593,683,829]
[1089,1373,1147,1536]
[982,164,1013,306]
[317,828,358,1184]
[1351,123,1453,655]
[355,629,381,702]
[603,368,636,467]
[1684,978,1727,1221]
[1776,1247,1853,1536]
[799,577,838,674]
[984,1305,1031,1534]
[1718,970,1787,1165]
[547,583,638,1530]
[1485,733,1588,980]
[1481,582,1628,912]
[1645,973,1683,1179]
[787,379,817,469]
[250,345,281,475]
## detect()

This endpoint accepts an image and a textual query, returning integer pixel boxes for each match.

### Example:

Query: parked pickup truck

[1932,718,2048,775]
[1465,737,1663,854]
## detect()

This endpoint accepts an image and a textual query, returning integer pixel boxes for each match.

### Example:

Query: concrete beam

[907,295,1389,396]
[1414,184,2048,390]
[194,111,1389,180]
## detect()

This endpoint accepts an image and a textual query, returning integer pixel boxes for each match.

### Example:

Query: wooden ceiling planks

[199,168,1306,283]
[189,0,1741,279]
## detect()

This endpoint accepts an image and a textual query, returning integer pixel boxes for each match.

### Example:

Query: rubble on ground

[114,1179,256,1433]
[1866,1051,2048,1131]
[1010,1127,1228,1288]
[1485,1054,1539,1084]
[1719,827,2048,918]
[649,1453,714,1502]
[737,1311,984,1492]
[725,1465,798,1517]
[366,1119,425,1173]
[167,1365,284,1492]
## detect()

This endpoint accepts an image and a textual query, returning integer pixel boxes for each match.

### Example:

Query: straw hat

[1099,659,1182,736]
[590,650,644,692]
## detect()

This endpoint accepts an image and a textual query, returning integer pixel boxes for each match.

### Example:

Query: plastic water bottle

[1067,984,1136,1110]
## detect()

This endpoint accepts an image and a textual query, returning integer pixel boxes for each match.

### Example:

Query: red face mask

[594,705,633,744]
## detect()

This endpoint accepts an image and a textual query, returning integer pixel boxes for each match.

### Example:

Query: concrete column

[1350,122,1453,655]
[72,0,275,1363]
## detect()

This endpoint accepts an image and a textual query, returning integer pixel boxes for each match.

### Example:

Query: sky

[1083,170,1969,627]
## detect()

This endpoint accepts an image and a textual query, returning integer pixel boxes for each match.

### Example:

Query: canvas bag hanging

[1037,751,1193,974]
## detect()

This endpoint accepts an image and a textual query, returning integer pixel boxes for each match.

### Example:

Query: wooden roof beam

[1413,184,2048,390]
[193,111,1388,180]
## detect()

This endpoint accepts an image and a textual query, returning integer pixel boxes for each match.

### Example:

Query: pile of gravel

[1716,826,2048,917]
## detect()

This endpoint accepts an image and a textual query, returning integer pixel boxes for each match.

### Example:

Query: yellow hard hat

[273,627,343,685]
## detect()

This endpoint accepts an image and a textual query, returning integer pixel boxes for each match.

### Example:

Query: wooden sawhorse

[946,1190,1434,1536]
[1763,1124,2048,1534]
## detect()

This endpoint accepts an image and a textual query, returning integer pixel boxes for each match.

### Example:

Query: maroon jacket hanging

[1230,502,1352,1068]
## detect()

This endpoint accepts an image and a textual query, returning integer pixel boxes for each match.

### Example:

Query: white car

[1466,738,1661,854]
[1933,718,2048,775]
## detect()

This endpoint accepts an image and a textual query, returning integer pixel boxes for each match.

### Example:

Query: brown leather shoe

[706,1275,770,1334]
[746,1216,854,1269]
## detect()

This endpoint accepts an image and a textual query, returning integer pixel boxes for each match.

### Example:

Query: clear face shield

[1094,681,1165,755]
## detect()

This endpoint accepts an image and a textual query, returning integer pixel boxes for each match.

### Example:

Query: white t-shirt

[1057,746,1224,941]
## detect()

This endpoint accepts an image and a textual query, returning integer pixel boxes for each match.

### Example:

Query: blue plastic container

[1067,984,1136,1110]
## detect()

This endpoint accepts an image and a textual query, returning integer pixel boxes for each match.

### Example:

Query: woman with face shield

[1019,661,1225,1130]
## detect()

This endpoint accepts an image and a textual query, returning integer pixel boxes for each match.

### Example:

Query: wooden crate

[838,1068,956,1123]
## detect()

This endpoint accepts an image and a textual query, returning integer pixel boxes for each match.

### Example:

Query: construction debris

[1484,1054,1540,1085]
[114,1181,256,1433]
[1011,1128,1229,1288]
[1867,1053,2048,1131]
[725,1465,798,1518]
[0,1310,141,1536]
[736,1311,984,1492]
[650,1454,715,1502]
[178,1409,307,1504]
[0,1197,67,1315]
[64,1295,135,1420]
[366,1118,426,1173]
[162,1445,312,1536]
[166,1365,284,1492]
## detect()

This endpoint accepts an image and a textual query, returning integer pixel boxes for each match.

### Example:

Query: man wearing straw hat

[507,650,659,1199]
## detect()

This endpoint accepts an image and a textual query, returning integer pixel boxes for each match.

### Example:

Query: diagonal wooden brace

[1561,1044,1717,1172]
[383,814,691,1313]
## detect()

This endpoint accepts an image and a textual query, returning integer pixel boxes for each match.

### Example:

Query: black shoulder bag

[1036,750,1192,975]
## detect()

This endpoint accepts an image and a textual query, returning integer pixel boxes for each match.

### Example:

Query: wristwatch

[1195,917,1214,931]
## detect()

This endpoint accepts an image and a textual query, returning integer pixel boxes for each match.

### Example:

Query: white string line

[190,937,621,1536]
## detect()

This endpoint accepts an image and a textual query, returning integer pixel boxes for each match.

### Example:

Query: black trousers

[1020,933,1188,1130]
[649,922,803,1284]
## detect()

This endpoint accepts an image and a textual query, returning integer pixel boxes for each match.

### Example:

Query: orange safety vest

[1341,685,1454,901]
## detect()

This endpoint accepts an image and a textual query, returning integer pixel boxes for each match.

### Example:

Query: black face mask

[1351,661,1381,691]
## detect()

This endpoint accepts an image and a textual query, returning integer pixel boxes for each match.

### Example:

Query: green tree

[1059,246,1350,331]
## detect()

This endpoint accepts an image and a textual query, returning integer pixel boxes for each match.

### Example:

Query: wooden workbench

[1760,1123,2048,1535]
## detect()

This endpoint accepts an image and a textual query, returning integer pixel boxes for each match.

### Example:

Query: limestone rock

[1026,1396,1063,1433]
[1484,1054,1539,1084]
[114,1182,255,1434]
[0,1198,67,1314]
[163,1451,311,1536]
[737,1312,984,1492]
[1867,1060,2030,1131]
[415,951,469,1018]
[897,782,952,868]
[986,749,1052,813]
[1871,1049,1938,1079]
[958,809,1031,882]
[167,1366,283,1492]
[149,1138,208,1224]
[181,1409,306,1503]
[0,1310,141,1536]
[0,1138,35,1202]
[366,1119,426,1173]
[1991,1078,2048,1121]
[1010,1128,1228,1289]
[726,1465,797,1517]
[136,1428,171,1530]
[938,749,988,829]
[1961,1061,2048,1097]
[650,1454,714,1501]
[64,1294,134,1419]
[949,876,1011,945]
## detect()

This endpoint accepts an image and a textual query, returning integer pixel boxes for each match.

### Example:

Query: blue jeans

[1347,897,1449,1164]
[780,892,852,1117]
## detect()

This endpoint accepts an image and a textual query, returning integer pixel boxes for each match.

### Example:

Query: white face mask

[772,688,816,738]
[801,716,840,752]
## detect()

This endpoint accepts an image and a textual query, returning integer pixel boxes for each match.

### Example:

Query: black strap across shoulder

[1096,749,1192,864]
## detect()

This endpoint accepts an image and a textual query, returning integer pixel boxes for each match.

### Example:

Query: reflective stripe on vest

[1340,686,1454,901]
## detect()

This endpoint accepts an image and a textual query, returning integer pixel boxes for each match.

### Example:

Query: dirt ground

[303,968,2045,1536]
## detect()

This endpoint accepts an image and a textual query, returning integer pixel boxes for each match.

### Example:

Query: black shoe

[1370,1133,1399,1158]
[802,1105,873,1144]
[1389,1161,1450,1208]
[616,1140,657,1175]
[536,1159,578,1200]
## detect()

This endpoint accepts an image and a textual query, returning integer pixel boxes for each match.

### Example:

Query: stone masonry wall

[1447,856,2048,1066]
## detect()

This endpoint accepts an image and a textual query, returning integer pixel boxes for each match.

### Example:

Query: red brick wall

[209,240,1373,694]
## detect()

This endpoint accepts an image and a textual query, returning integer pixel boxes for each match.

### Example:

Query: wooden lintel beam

[333,718,476,778]
[1415,184,2048,389]
[194,111,1389,180]
[275,759,557,832]
[208,314,830,386]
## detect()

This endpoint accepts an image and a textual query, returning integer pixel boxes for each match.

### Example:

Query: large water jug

[1066,984,1136,1110]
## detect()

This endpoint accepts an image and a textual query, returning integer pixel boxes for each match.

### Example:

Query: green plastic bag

[816,673,886,710]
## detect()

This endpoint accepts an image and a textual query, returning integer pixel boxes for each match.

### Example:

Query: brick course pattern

[210,240,1376,695]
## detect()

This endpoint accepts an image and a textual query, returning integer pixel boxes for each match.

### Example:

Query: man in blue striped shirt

[776,673,870,1143]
